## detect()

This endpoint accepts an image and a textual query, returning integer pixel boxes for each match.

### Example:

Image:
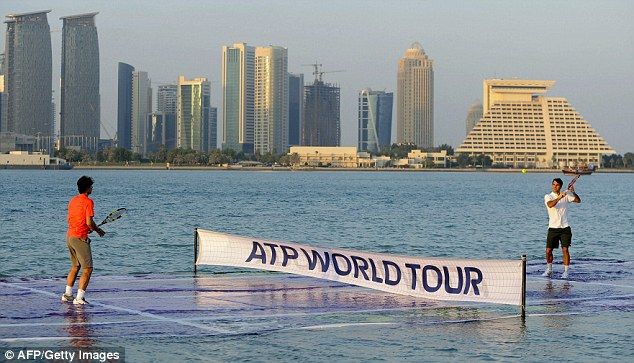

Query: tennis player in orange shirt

[62,176,105,305]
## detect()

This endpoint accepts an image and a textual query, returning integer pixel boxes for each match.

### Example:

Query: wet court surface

[1,261,632,362]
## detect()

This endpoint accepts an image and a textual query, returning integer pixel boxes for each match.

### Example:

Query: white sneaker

[73,297,89,305]
[541,270,552,278]
[61,293,74,302]
[561,270,569,279]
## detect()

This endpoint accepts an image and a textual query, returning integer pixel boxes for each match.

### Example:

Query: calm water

[1,170,633,361]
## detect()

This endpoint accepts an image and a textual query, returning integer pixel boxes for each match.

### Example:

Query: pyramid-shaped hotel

[457,79,615,168]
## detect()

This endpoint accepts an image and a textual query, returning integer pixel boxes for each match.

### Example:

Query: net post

[194,228,198,274]
[521,254,527,320]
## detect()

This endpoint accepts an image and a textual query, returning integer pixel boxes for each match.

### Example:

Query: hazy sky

[2,0,633,153]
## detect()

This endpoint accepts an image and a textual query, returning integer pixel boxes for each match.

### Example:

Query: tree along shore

[71,164,634,173]
[56,145,634,171]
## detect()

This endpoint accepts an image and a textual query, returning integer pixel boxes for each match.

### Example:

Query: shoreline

[67,164,634,173]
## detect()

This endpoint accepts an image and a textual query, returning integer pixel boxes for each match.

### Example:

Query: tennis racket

[566,175,580,191]
[97,208,127,227]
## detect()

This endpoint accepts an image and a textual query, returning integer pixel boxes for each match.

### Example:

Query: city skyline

[1,1,632,153]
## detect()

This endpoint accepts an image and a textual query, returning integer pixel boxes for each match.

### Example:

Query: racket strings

[99,208,127,226]
[567,175,580,190]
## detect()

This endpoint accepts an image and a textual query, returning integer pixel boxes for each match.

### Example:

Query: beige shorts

[67,236,93,268]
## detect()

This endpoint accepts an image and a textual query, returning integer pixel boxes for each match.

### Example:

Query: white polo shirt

[544,192,576,228]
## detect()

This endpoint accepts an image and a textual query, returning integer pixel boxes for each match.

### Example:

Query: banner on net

[195,229,524,306]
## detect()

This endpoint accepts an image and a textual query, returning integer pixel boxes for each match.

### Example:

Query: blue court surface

[1,260,633,362]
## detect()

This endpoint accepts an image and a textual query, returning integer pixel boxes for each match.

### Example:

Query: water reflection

[193,275,436,314]
[63,305,95,348]
[541,280,573,329]
[190,274,530,347]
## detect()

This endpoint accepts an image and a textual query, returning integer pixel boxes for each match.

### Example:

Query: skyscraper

[303,77,340,147]
[131,71,151,156]
[254,46,288,154]
[288,73,304,146]
[0,54,4,132]
[157,84,177,150]
[0,74,5,133]
[157,84,177,114]
[147,112,164,153]
[117,62,134,149]
[397,42,434,149]
[358,89,393,154]
[59,13,100,151]
[457,79,616,168]
[209,106,217,150]
[465,101,483,136]
[3,11,52,140]
[177,76,210,151]
[222,43,254,153]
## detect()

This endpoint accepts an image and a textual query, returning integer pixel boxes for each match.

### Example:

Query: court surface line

[526,277,634,289]
[531,293,634,304]
[0,319,159,328]
[274,312,579,331]
[0,281,233,335]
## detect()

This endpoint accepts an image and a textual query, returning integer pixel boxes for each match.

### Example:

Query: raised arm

[568,185,581,203]
[547,193,566,208]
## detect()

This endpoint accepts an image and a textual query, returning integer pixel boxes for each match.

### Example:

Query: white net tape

[196,229,524,306]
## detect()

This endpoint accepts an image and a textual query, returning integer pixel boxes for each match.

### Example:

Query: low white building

[407,149,449,168]
[289,146,358,168]
[373,155,392,168]
[357,151,374,168]
[0,151,69,168]
[0,132,53,154]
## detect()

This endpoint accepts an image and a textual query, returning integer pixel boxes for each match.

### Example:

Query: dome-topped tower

[397,42,434,148]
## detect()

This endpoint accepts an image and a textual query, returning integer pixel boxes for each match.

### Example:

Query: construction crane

[301,63,345,83]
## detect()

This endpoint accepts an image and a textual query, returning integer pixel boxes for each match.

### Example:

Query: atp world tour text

[245,241,484,295]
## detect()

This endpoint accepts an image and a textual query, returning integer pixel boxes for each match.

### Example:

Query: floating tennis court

[1,259,632,358]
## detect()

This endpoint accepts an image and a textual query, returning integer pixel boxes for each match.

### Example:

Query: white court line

[527,277,634,289]
[95,295,195,301]
[528,312,585,317]
[285,314,524,331]
[1,333,243,345]
[181,304,451,322]
[293,322,399,329]
[532,293,634,304]
[0,319,158,328]
[0,274,304,287]
[282,311,597,332]
[0,333,216,343]
[568,280,634,289]
[96,293,275,311]
[0,281,233,335]
[1,336,85,343]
